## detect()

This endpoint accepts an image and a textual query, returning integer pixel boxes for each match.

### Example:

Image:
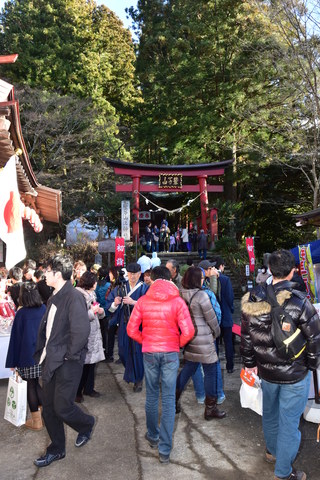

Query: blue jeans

[262,373,311,478]
[192,364,205,401]
[177,360,218,397]
[216,360,225,399]
[143,352,179,457]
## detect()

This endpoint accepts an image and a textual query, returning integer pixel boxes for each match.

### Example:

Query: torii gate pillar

[198,175,209,233]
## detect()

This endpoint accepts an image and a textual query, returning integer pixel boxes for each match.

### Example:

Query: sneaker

[274,468,306,480]
[145,432,159,449]
[197,397,205,405]
[265,450,276,464]
[75,417,96,448]
[159,453,170,464]
[217,394,226,405]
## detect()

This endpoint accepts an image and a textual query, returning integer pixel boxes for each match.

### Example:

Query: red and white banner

[245,237,255,273]
[115,237,125,267]
[0,156,26,269]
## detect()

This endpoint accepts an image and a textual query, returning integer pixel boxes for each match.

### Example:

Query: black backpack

[266,284,307,361]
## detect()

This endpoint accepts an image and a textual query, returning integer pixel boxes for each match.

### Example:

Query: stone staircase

[155,251,244,298]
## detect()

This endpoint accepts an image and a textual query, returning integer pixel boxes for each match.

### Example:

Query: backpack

[266,284,307,361]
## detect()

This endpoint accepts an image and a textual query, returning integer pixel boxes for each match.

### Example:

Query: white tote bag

[239,370,263,416]
[4,372,27,427]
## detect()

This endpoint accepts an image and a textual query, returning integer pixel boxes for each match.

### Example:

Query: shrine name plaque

[159,173,182,189]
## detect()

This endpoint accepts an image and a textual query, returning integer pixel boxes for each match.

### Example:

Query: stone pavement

[1,345,320,480]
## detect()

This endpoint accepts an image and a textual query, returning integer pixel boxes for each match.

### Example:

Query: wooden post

[132,176,140,241]
[198,175,208,233]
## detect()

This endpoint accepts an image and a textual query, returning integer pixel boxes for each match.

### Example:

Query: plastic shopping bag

[4,371,27,426]
[239,369,263,416]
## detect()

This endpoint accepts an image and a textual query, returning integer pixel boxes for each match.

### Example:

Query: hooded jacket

[127,279,194,352]
[241,281,320,384]
[180,287,220,364]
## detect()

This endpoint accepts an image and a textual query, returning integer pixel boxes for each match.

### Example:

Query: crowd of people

[141,220,209,258]
[2,248,320,479]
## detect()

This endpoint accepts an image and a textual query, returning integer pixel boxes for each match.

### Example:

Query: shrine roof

[104,158,234,178]
[295,208,320,227]
[0,68,61,223]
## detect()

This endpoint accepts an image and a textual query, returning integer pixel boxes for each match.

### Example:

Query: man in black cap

[105,262,149,392]
[198,260,220,296]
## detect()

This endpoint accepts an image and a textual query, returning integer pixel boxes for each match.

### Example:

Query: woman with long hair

[6,282,46,430]
[176,266,226,420]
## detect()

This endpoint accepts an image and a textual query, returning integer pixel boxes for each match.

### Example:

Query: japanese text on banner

[245,237,255,273]
[299,244,318,303]
[115,237,125,267]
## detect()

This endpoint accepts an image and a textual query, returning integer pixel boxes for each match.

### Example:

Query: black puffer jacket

[241,280,320,384]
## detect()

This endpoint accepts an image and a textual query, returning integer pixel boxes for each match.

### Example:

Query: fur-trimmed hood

[241,284,292,317]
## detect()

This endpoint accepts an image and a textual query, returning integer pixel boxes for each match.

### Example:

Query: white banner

[121,200,130,241]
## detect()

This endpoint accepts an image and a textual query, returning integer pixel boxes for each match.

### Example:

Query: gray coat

[180,288,220,364]
[76,287,105,365]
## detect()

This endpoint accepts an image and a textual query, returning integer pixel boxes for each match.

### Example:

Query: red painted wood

[0,54,18,64]
[113,167,225,177]
[116,184,223,193]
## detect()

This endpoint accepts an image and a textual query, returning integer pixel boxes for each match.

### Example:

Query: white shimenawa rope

[134,190,205,215]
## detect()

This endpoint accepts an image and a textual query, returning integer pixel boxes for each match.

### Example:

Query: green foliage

[0,0,140,152]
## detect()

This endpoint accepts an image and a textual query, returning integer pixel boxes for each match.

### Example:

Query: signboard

[139,211,151,220]
[121,200,130,241]
[299,244,318,303]
[98,238,115,253]
[159,174,182,189]
[245,264,250,277]
[245,237,255,273]
[115,237,125,267]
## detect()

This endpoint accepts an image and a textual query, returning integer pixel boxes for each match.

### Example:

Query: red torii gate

[104,158,233,238]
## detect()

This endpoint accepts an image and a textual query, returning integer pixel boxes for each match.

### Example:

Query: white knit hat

[150,252,161,269]
[137,255,152,273]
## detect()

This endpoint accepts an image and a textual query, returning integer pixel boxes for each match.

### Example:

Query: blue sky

[0,1,137,29]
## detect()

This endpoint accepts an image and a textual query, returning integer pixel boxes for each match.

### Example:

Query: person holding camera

[105,263,149,392]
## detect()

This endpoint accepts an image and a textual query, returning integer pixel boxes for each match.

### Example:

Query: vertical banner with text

[115,237,125,268]
[121,200,130,241]
[245,237,255,273]
[299,244,318,303]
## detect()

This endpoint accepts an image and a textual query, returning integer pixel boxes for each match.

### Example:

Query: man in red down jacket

[127,265,194,464]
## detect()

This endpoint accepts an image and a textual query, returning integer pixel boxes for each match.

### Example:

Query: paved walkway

[1,344,319,480]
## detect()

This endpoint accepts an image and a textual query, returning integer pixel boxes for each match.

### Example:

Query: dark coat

[6,304,46,368]
[34,281,90,383]
[197,232,207,250]
[241,280,320,384]
[219,273,234,327]
[105,280,148,383]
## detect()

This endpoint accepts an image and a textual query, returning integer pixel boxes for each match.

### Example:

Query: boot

[25,410,43,431]
[176,389,183,414]
[204,395,226,420]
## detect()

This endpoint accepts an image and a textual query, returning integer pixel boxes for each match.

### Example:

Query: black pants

[42,360,94,454]
[77,363,95,396]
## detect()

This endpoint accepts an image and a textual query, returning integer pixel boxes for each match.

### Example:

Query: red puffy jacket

[127,279,194,352]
